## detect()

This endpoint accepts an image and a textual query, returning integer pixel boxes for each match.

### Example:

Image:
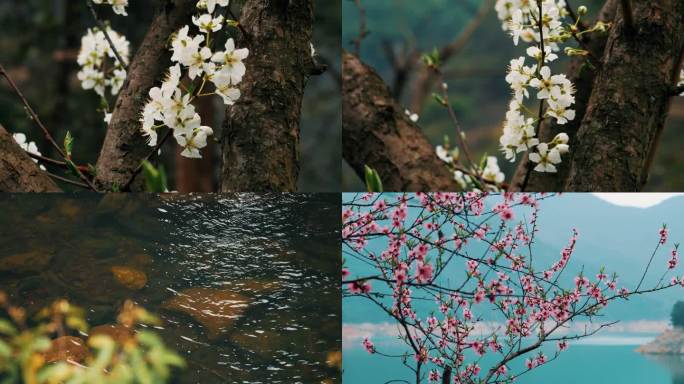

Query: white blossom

[13,133,45,170]
[529,143,562,172]
[93,0,129,16]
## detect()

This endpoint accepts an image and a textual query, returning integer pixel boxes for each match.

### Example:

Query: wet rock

[326,350,342,370]
[0,248,54,273]
[111,266,147,290]
[89,324,135,344]
[231,330,293,354]
[43,336,88,363]
[162,287,250,340]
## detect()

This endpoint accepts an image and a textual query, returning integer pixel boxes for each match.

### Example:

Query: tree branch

[342,51,456,191]
[0,124,61,192]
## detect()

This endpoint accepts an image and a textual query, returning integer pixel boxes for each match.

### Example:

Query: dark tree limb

[220,0,319,192]
[565,0,684,191]
[95,0,197,191]
[0,125,61,192]
[509,0,618,191]
[342,51,456,191]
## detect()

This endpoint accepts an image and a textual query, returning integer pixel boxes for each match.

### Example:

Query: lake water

[0,193,341,383]
[344,341,680,383]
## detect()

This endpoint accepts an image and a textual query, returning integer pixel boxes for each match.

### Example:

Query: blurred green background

[0,0,341,192]
[341,0,684,191]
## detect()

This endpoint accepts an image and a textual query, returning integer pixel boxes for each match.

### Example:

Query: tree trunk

[95,0,196,191]
[510,0,618,191]
[0,125,60,192]
[220,0,320,192]
[565,0,684,191]
[342,51,456,191]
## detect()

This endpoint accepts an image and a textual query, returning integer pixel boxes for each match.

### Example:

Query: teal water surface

[344,343,675,383]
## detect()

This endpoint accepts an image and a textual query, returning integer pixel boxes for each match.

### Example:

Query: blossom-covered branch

[343,193,682,383]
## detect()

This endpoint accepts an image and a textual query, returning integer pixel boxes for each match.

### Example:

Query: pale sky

[593,193,683,208]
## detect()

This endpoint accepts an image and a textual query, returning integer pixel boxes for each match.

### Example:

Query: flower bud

[578,6,588,16]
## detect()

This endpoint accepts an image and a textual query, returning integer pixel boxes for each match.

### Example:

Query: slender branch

[121,129,173,191]
[352,0,368,57]
[45,171,90,189]
[85,0,128,70]
[0,64,66,159]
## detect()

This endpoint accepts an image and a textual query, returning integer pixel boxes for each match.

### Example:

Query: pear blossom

[93,0,128,16]
[529,143,561,172]
[481,156,505,184]
[435,145,454,164]
[192,13,225,34]
[139,2,248,158]
[197,0,230,13]
[211,38,249,84]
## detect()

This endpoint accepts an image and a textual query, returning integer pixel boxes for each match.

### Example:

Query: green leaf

[63,131,74,158]
[142,161,168,193]
[364,165,383,192]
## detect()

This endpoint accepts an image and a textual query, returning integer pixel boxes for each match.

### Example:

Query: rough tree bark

[510,0,618,191]
[0,125,60,192]
[342,51,456,191]
[220,0,321,192]
[95,0,196,191]
[565,0,684,191]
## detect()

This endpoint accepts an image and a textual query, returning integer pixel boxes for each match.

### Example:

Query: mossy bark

[342,51,455,191]
[95,0,196,191]
[220,0,319,192]
[0,125,60,192]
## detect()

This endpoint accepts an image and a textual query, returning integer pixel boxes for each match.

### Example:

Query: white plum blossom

[496,0,580,173]
[139,1,249,158]
[13,133,45,170]
[404,109,419,122]
[93,0,129,16]
[481,156,505,184]
[192,13,225,34]
[436,145,454,164]
[77,26,129,99]
[529,143,561,173]
[211,38,249,84]
[197,0,230,13]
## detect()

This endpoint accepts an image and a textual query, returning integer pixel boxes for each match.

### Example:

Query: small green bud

[578,6,588,16]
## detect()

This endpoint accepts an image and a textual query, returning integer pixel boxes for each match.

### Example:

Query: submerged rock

[637,328,684,354]
[162,287,250,340]
[89,324,135,344]
[0,248,54,273]
[43,336,88,363]
[111,266,147,290]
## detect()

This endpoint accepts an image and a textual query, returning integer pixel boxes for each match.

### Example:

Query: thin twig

[0,64,66,159]
[121,130,173,191]
[45,171,90,189]
[0,63,99,191]
[85,0,128,70]
[352,0,368,57]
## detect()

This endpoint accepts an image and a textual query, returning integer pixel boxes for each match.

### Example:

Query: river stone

[162,287,250,340]
[111,266,147,290]
[43,336,88,363]
[0,248,54,273]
